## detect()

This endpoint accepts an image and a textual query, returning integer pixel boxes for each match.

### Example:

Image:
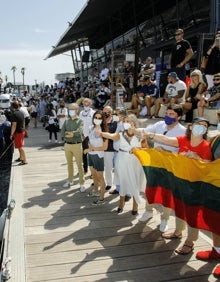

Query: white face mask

[112,115,119,122]
[94,119,102,125]
[84,106,90,111]
[192,124,207,136]
[69,110,76,116]
[123,122,131,130]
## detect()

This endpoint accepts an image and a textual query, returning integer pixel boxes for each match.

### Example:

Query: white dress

[115,132,146,204]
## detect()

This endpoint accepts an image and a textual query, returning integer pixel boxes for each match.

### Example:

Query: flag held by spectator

[133,148,220,236]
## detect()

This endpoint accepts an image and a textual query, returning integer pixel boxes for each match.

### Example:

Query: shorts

[88,154,104,171]
[13,131,25,148]
[31,112,37,118]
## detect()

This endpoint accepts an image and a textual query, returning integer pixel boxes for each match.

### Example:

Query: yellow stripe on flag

[133,148,220,187]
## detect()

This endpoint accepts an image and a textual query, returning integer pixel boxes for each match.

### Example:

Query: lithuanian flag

[133,148,220,236]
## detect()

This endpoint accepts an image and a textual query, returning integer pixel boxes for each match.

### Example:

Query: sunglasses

[94,117,102,119]
[175,33,182,36]
[213,78,220,81]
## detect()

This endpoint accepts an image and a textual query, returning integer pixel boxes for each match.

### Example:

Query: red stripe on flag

[146,186,220,236]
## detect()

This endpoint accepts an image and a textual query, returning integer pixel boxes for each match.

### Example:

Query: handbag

[54,123,60,132]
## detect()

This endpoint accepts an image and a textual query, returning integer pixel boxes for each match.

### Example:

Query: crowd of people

[129,29,220,122]
[0,28,220,278]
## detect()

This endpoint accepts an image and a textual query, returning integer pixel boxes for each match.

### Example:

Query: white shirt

[88,126,104,158]
[100,67,109,81]
[141,121,186,152]
[79,108,95,137]
[20,106,30,118]
[165,80,186,102]
[57,107,68,129]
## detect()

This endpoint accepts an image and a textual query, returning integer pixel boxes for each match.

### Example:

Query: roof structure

[46,0,178,59]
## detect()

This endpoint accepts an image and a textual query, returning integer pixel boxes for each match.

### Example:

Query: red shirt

[177,135,212,161]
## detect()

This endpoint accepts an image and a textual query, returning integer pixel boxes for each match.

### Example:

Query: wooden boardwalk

[10,122,219,281]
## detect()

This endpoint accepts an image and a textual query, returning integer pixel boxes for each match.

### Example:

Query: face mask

[69,110,75,116]
[112,115,119,122]
[94,119,102,125]
[104,113,110,118]
[192,124,207,136]
[123,122,131,130]
[164,115,176,125]
[84,106,90,111]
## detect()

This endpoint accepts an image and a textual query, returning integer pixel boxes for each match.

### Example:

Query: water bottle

[217,123,220,132]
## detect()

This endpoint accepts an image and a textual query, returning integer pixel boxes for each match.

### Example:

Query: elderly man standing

[61,103,85,192]
[79,98,95,174]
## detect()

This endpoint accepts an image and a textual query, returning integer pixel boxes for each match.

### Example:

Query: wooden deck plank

[18,124,218,282]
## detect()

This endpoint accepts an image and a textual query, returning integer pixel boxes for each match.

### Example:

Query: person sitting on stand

[152,72,186,118]
[181,69,206,122]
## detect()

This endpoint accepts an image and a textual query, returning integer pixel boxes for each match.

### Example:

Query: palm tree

[21,67,26,86]
[11,66,17,86]
[5,75,8,85]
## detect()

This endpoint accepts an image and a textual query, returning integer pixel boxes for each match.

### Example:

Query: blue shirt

[140,84,160,98]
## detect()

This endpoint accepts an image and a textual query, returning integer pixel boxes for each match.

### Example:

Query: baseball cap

[193,117,210,127]
[168,72,179,80]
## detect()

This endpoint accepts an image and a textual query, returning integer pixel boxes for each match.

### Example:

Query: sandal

[175,243,194,255]
[162,232,182,239]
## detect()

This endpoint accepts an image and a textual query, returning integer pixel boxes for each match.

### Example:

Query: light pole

[11,66,17,86]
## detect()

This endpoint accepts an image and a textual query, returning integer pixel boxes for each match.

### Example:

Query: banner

[133,148,220,236]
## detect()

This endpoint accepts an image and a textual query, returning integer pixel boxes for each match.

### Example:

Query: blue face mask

[164,115,176,125]
[192,124,207,136]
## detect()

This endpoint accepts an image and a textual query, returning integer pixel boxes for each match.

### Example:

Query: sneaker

[18,161,28,166]
[55,140,58,143]
[80,185,86,192]
[48,139,52,143]
[109,189,119,195]
[196,248,220,261]
[131,210,138,216]
[159,219,168,232]
[63,181,74,188]
[92,199,106,206]
[152,115,159,119]
[138,211,153,222]
[87,191,100,197]
[213,265,220,278]
[117,207,123,215]
[15,158,22,162]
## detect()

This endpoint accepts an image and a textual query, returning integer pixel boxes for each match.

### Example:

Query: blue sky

[0,0,87,86]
